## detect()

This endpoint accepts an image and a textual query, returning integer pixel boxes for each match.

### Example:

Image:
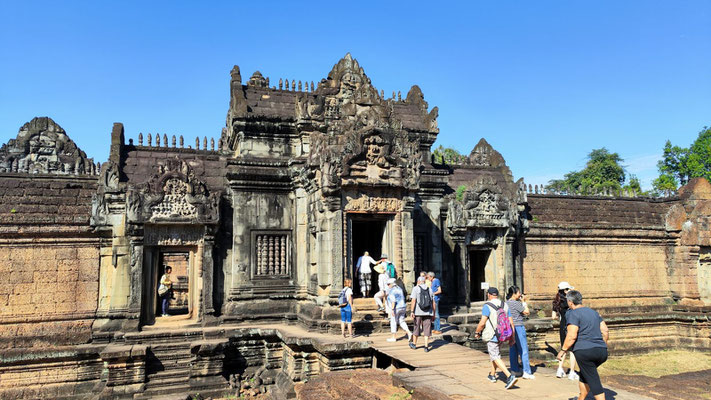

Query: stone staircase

[443,301,487,350]
[135,341,193,399]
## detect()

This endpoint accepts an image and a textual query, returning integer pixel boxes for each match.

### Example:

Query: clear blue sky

[1,1,709,189]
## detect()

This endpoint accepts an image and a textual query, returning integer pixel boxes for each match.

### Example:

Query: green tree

[432,145,464,164]
[548,148,633,194]
[653,126,711,194]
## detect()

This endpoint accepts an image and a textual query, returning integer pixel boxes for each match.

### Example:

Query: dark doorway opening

[156,251,190,317]
[469,249,490,302]
[351,219,386,297]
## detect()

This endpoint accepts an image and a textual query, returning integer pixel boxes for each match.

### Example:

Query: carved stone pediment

[126,158,221,225]
[0,117,96,175]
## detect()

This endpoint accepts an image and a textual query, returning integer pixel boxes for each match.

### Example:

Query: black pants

[573,347,608,396]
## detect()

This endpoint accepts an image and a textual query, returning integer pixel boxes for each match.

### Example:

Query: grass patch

[598,350,711,378]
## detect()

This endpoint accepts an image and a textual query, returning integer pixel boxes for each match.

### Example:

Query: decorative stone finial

[279,78,283,90]
[163,134,168,147]
[147,133,152,146]
[138,132,143,146]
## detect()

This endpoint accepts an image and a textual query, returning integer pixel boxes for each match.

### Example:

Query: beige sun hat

[373,264,386,274]
[558,281,574,290]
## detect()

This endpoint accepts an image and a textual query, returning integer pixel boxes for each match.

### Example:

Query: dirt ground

[295,369,411,400]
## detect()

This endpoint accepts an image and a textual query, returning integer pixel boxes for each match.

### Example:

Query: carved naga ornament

[126,158,221,225]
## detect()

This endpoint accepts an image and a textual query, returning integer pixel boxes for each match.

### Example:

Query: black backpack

[417,286,432,311]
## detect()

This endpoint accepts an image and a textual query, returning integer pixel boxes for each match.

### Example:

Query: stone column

[328,208,344,301]
[202,234,215,318]
[453,237,469,306]
[400,208,415,290]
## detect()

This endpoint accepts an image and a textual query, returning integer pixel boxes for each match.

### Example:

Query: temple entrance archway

[469,249,491,302]
[351,219,386,296]
[346,213,395,297]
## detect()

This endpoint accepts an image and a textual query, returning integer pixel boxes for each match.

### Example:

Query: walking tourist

[553,281,579,380]
[506,286,534,379]
[377,253,397,278]
[355,251,376,297]
[474,287,518,390]
[158,266,173,317]
[556,290,609,400]
[338,278,354,338]
[410,276,435,352]
[373,264,389,312]
[427,272,443,334]
[386,278,412,343]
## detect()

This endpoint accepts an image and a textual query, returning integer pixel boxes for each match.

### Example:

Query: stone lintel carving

[144,225,204,246]
[344,193,403,213]
[126,157,221,225]
[0,116,96,175]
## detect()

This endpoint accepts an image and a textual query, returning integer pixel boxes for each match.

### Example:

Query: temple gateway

[1,54,709,399]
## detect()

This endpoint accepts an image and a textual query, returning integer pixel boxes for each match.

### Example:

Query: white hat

[558,281,574,290]
[386,278,396,285]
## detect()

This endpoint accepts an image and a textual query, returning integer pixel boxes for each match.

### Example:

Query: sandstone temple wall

[0,174,100,349]
[524,194,678,309]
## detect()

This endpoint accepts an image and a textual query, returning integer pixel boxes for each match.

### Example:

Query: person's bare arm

[521,295,530,316]
[557,324,579,360]
[474,315,488,337]
[410,297,417,316]
[600,320,609,344]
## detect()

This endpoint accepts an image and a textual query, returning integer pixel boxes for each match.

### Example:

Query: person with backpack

[338,279,355,338]
[376,253,397,279]
[474,287,518,390]
[410,276,435,352]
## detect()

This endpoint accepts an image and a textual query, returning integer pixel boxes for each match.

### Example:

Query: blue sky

[1,1,709,189]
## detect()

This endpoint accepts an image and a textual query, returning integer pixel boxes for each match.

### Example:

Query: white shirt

[357,255,377,274]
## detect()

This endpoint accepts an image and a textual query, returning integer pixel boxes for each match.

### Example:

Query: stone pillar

[328,209,344,300]
[400,208,415,290]
[202,234,215,318]
[453,238,469,306]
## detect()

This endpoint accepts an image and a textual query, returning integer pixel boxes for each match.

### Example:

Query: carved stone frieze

[344,193,403,213]
[144,225,204,246]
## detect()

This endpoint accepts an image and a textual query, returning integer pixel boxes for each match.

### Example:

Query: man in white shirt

[355,251,376,297]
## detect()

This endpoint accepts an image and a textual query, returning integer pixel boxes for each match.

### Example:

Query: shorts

[487,341,503,361]
[413,315,432,336]
[340,305,352,323]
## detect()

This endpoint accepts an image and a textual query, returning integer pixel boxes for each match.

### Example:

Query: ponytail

[506,285,520,300]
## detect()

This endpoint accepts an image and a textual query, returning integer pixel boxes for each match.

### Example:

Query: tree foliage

[432,145,465,164]
[653,127,711,194]
[548,148,640,194]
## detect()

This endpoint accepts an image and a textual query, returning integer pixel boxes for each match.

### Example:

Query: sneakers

[377,307,385,312]
[568,371,579,381]
[432,330,442,334]
[556,367,566,378]
[505,374,518,389]
[522,372,535,380]
[424,347,430,353]
[487,374,497,383]
[409,342,416,350]
[386,337,397,342]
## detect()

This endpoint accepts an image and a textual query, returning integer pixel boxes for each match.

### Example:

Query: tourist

[553,281,579,380]
[373,264,389,313]
[377,253,397,278]
[506,286,534,379]
[386,278,412,342]
[158,266,173,317]
[355,251,376,297]
[427,272,443,334]
[339,278,355,338]
[557,290,609,400]
[410,276,435,352]
[474,287,518,390]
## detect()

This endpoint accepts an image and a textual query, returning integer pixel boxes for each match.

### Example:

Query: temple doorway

[141,245,197,326]
[156,252,190,317]
[351,218,387,297]
[469,249,490,302]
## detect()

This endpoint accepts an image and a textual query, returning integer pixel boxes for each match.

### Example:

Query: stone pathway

[369,333,653,400]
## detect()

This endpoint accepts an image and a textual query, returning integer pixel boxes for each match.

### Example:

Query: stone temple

[1,54,710,399]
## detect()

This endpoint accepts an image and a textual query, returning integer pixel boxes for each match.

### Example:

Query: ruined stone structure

[1,55,710,399]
